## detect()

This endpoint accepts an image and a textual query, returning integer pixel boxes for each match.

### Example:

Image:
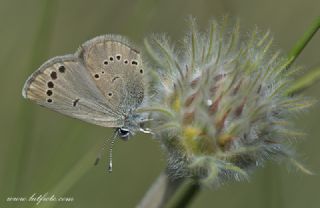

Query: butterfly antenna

[94,131,118,172]
[108,132,117,172]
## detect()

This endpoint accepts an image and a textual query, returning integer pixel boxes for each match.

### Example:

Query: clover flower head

[142,17,313,186]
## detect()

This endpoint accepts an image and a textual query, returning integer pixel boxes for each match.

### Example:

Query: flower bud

[143,18,313,186]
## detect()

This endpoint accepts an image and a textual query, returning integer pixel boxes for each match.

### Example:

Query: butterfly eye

[118,128,130,138]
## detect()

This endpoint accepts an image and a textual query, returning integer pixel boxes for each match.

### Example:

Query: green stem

[287,16,320,68]
[287,67,320,95]
[138,172,185,208]
[137,172,200,208]
[167,182,200,208]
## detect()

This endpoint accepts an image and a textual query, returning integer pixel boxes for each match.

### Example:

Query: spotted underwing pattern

[22,35,145,128]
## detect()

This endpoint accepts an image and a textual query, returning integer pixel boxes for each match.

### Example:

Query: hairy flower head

[141,18,313,186]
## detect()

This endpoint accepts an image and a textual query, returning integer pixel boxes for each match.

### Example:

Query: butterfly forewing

[22,55,124,128]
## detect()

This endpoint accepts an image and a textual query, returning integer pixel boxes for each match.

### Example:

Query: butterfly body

[22,35,146,138]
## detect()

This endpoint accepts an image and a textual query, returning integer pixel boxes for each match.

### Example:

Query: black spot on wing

[58,65,65,73]
[112,76,120,83]
[73,98,80,107]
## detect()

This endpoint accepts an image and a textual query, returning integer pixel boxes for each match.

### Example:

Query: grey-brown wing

[22,55,124,128]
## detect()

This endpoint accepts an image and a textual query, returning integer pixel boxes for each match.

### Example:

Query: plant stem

[137,171,184,208]
[167,181,200,208]
[287,67,320,95]
[286,16,320,68]
[138,171,200,208]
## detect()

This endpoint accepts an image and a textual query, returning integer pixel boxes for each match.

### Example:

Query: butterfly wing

[22,55,124,128]
[76,35,145,115]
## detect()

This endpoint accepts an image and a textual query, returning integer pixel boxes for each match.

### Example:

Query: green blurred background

[0,0,319,207]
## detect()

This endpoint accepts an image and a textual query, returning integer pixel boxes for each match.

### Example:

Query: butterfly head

[116,127,130,139]
[117,112,153,140]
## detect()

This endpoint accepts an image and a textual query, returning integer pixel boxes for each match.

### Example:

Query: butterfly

[22,35,151,171]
